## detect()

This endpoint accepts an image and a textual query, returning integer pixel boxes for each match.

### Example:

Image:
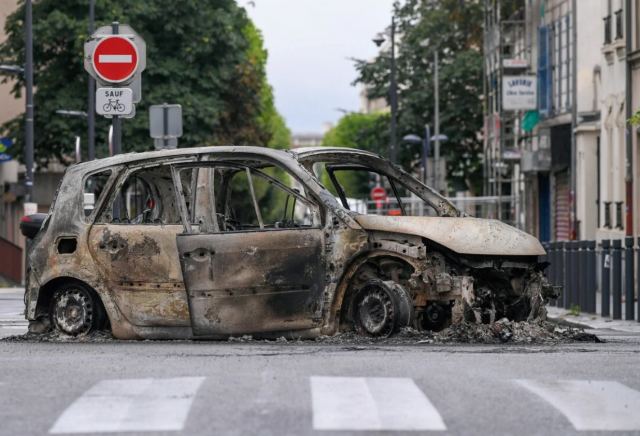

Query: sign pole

[163,103,169,148]
[87,0,96,160]
[110,21,122,155]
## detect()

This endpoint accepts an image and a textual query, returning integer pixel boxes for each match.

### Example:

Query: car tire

[352,279,414,337]
[50,283,106,336]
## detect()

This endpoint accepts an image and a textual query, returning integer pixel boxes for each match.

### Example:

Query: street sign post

[150,104,183,150]
[84,22,146,155]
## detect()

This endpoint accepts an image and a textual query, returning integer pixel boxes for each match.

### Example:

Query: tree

[321,112,389,198]
[354,0,484,194]
[0,0,289,164]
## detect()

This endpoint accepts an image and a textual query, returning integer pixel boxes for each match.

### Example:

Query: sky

[243,0,395,134]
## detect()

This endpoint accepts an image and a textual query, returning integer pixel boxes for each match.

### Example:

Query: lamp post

[418,39,444,194]
[403,129,448,190]
[403,126,431,185]
[24,0,34,204]
[373,16,398,164]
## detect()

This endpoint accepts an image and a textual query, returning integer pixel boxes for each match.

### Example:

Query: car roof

[69,145,382,174]
[70,145,291,173]
[292,146,382,160]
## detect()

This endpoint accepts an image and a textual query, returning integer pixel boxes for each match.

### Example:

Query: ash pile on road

[1,329,114,343]
[316,319,601,345]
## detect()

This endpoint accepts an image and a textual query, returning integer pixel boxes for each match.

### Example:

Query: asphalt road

[2,289,640,436]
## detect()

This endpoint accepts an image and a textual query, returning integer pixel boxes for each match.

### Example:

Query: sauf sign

[84,23,146,118]
[502,75,537,111]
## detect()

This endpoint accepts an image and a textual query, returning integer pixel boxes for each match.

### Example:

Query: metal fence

[543,238,639,321]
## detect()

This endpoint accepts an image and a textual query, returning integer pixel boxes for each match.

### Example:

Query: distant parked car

[21,146,556,339]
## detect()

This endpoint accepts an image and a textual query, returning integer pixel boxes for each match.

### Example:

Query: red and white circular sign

[92,36,139,83]
[370,186,387,202]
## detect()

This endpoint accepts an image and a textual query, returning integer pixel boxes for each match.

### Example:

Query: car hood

[354,215,546,256]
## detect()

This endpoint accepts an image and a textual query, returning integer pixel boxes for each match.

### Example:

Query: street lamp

[403,129,449,190]
[56,110,88,118]
[372,16,398,164]
[0,65,24,75]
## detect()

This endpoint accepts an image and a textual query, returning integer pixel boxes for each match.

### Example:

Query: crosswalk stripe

[516,379,640,431]
[49,377,205,434]
[310,376,446,431]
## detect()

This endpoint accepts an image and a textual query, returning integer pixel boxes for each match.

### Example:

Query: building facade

[484,0,638,242]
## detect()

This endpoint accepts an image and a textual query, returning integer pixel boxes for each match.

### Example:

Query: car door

[87,164,191,328]
[173,163,325,337]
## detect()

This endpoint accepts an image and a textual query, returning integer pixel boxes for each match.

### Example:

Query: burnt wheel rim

[52,288,93,336]
[355,287,395,337]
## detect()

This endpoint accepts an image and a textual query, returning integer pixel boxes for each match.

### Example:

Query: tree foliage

[321,112,389,197]
[354,0,484,193]
[0,0,289,164]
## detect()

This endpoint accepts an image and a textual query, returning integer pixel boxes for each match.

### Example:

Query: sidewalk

[547,306,640,334]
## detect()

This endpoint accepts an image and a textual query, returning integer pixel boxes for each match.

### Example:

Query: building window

[615,201,624,229]
[604,201,612,228]
[604,15,612,44]
[615,9,623,40]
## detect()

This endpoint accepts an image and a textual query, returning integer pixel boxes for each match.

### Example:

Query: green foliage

[629,110,640,126]
[321,112,389,197]
[354,0,485,194]
[0,0,289,164]
[568,305,581,317]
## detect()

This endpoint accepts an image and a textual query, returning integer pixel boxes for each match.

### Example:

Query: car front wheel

[50,284,106,336]
[352,279,413,337]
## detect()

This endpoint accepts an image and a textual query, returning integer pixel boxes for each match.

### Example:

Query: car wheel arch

[327,250,419,333]
[36,277,110,328]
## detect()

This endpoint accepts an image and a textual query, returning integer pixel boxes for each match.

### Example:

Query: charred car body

[22,146,557,339]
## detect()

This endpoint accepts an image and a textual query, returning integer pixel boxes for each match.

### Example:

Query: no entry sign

[92,36,139,83]
[370,186,387,202]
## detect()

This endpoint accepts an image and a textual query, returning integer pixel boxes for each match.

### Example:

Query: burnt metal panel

[177,228,324,336]
[87,224,190,327]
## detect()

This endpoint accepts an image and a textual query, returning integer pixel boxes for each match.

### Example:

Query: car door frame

[170,159,328,337]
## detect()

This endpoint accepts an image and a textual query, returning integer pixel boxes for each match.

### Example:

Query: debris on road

[2,319,600,345]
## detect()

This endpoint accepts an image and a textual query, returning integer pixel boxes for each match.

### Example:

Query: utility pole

[389,17,398,164]
[433,51,441,194]
[87,0,96,160]
[24,0,34,203]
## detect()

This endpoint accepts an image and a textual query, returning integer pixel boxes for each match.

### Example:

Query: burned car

[21,146,556,339]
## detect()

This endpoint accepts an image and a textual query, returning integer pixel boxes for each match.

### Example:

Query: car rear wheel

[352,280,413,337]
[50,284,106,336]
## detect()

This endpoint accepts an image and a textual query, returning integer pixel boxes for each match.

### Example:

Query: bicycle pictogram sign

[96,87,133,117]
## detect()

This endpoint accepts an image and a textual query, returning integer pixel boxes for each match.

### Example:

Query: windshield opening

[308,159,458,217]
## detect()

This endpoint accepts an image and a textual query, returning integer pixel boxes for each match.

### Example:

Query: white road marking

[98,55,132,63]
[310,376,446,431]
[49,377,204,434]
[516,379,640,431]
